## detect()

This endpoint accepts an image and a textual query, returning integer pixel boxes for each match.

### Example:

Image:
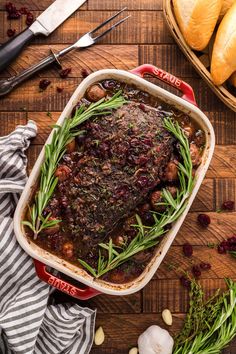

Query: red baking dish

[14,64,215,299]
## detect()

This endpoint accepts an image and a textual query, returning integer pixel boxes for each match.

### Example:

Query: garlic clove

[94,326,105,345]
[129,347,138,354]
[162,309,173,326]
[138,325,174,354]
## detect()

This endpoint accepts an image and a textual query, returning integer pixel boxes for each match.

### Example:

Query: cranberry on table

[228,236,236,244]
[7,10,21,19]
[56,86,64,93]
[5,2,15,13]
[183,243,193,257]
[81,68,90,78]
[217,236,236,254]
[222,200,235,211]
[26,12,34,26]
[192,265,201,278]
[218,244,227,254]
[39,79,51,91]
[197,213,211,227]
[7,28,16,37]
[60,67,72,79]
[200,262,211,270]
[180,275,191,289]
[19,7,28,14]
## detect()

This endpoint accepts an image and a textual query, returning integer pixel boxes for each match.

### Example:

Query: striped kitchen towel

[0,121,96,354]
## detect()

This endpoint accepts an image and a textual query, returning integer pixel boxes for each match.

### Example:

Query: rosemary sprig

[174,279,236,354]
[79,117,195,278]
[22,91,126,239]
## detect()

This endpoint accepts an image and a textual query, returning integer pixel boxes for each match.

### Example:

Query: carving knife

[0,0,86,73]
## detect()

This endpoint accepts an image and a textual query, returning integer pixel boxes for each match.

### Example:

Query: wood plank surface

[0,1,236,353]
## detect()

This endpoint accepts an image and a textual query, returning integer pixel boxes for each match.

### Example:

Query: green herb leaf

[174,278,236,354]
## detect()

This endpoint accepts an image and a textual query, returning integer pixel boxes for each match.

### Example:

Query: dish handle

[34,259,100,300]
[130,64,197,106]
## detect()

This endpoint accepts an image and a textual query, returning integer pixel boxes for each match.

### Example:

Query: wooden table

[1,1,236,353]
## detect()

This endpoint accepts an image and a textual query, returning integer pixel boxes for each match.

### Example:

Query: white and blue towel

[0,121,96,354]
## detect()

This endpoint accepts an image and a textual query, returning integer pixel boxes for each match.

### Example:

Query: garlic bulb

[138,325,174,354]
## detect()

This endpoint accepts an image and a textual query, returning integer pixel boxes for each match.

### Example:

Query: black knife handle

[0,28,35,73]
[0,53,57,97]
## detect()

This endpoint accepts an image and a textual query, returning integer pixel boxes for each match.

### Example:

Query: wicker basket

[163,0,236,112]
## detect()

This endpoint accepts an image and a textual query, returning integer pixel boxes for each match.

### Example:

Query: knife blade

[30,0,86,36]
[0,0,86,73]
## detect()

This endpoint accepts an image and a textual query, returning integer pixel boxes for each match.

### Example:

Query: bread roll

[173,0,222,51]
[211,2,236,85]
[219,0,235,20]
[229,72,236,87]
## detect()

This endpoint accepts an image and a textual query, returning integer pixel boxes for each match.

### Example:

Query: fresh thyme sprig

[174,279,236,354]
[79,117,195,278]
[22,91,127,239]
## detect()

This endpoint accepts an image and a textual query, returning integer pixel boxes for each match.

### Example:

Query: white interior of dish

[13,69,215,295]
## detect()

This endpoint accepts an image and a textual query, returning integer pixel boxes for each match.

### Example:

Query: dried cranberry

[228,236,236,244]
[197,213,211,227]
[39,79,51,91]
[220,240,230,250]
[192,265,201,278]
[229,244,236,252]
[81,68,90,78]
[115,141,130,156]
[60,68,72,79]
[142,212,154,225]
[7,11,21,19]
[142,138,153,147]
[139,103,146,112]
[102,80,116,89]
[7,28,16,37]
[183,243,193,257]
[19,7,28,15]
[56,86,64,93]
[217,244,227,254]
[5,2,15,13]
[200,262,211,270]
[180,275,191,289]
[113,185,130,200]
[98,142,110,158]
[137,155,149,166]
[222,200,235,211]
[26,12,34,26]
[136,176,149,188]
